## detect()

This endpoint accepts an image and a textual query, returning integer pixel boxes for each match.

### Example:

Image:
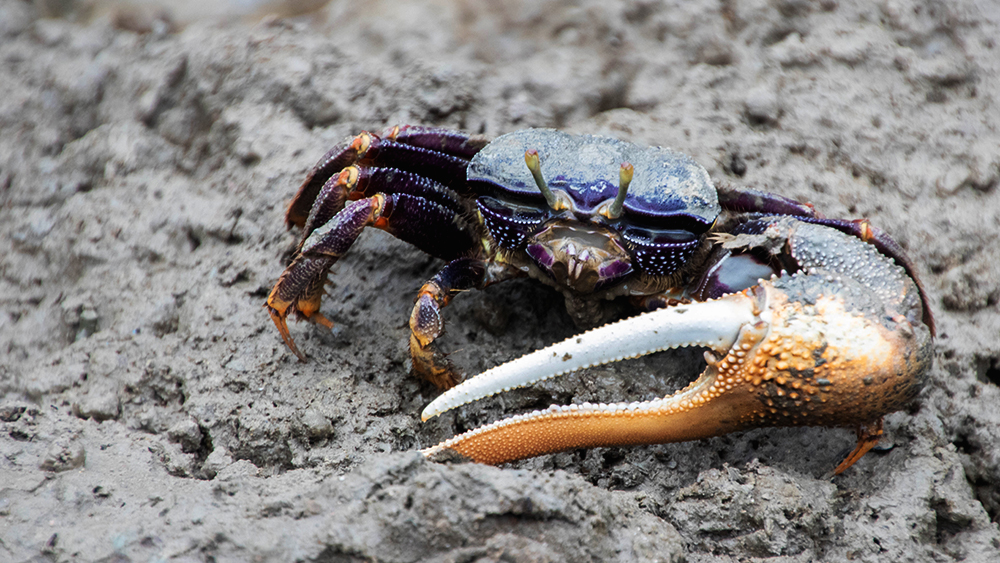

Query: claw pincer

[422,222,931,473]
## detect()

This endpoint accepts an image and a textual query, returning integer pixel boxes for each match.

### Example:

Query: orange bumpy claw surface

[422,223,932,474]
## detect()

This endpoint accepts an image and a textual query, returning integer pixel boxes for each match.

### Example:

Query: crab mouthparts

[525,223,633,293]
[421,291,762,423]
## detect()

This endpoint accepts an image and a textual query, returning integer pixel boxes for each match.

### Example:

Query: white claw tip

[421,294,760,419]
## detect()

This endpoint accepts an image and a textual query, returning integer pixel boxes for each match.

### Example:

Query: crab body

[266,126,933,473]
[470,130,718,306]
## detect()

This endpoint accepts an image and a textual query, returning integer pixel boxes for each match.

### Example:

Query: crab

[266,126,934,474]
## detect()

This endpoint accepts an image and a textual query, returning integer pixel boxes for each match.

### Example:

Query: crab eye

[620,226,702,276]
[478,196,547,250]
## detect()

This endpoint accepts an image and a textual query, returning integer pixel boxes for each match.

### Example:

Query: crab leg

[267,188,475,362]
[409,258,529,390]
[296,166,471,254]
[286,126,485,228]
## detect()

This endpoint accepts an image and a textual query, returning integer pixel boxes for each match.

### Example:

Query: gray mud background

[3,0,1000,561]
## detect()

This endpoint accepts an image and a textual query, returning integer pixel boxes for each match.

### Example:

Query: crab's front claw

[421,271,931,473]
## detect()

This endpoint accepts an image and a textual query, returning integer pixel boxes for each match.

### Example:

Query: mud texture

[3,0,1000,561]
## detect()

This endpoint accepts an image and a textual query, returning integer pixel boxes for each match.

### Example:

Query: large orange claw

[422,270,932,474]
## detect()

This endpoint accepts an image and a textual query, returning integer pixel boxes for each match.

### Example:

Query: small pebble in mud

[61,298,101,341]
[168,419,204,453]
[202,447,234,479]
[149,298,180,336]
[300,408,334,439]
[72,390,120,421]
[743,86,782,126]
[77,309,100,339]
[40,441,86,472]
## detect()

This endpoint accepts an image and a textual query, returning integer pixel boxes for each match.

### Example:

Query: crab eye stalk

[604,161,634,220]
[524,149,562,210]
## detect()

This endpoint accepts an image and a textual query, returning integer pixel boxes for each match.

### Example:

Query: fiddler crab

[266,126,933,474]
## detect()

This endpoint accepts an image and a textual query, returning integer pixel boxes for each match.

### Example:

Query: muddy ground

[2,0,1000,561]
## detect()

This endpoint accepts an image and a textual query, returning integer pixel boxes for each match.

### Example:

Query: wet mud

[2,1,1000,561]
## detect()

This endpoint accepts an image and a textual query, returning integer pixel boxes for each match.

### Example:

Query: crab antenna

[524,149,560,209]
[606,162,634,219]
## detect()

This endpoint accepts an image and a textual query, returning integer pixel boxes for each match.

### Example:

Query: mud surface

[3,0,1000,561]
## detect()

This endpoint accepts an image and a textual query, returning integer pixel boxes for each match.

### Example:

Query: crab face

[470,130,720,292]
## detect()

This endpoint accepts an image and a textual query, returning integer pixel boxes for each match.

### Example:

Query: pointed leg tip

[830,419,885,476]
[827,450,867,478]
[266,302,308,362]
[312,312,334,330]
[409,334,463,390]
[421,367,462,391]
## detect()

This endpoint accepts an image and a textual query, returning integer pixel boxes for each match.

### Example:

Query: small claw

[409,285,462,390]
